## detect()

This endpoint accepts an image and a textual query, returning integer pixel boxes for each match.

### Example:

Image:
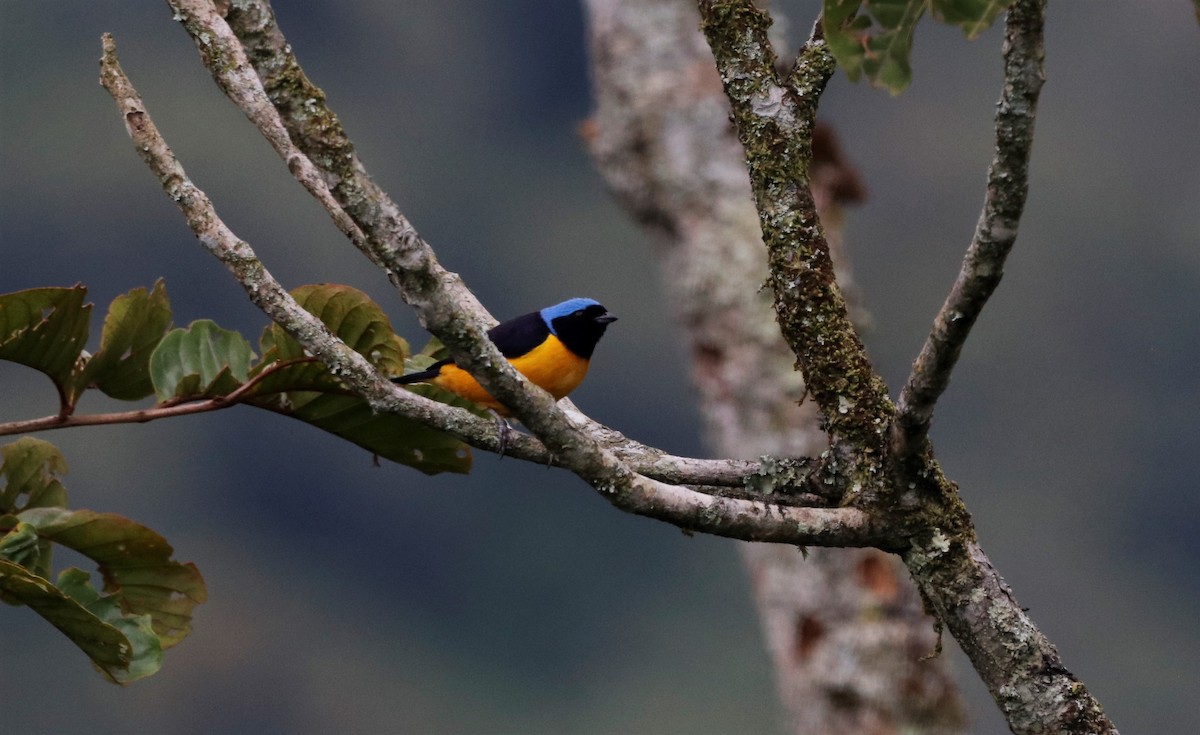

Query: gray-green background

[2,2,1197,733]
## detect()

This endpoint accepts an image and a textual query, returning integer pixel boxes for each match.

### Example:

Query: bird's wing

[486,311,550,359]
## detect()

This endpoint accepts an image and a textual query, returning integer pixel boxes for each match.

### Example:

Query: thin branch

[0,357,312,436]
[217,0,659,495]
[167,0,639,494]
[0,399,789,497]
[0,400,236,435]
[96,32,888,548]
[894,0,1046,454]
[696,2,894,454]
[0,395,777,494]
[169,0,500,358]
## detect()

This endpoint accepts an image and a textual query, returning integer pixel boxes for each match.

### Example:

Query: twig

[894,0,1047,455]
[1,401,237,435]
[0,357,312,436]
[96,32,890,548]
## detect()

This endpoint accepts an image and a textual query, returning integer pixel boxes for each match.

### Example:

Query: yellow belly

[432,334,591,415]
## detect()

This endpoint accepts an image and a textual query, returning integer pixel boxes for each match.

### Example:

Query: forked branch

[696,1,1117,733]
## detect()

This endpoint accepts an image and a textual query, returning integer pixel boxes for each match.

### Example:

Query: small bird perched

[392,298,617,416]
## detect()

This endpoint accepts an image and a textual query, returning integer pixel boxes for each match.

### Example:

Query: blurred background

[2,1,1198,733]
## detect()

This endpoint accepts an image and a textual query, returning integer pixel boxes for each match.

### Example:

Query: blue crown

[540,298,603,333]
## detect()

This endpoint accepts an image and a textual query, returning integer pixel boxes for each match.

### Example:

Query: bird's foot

[491,410,514,459]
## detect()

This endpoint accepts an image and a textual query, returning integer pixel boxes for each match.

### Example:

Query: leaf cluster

[0,281,476,474]
[0,438,204,683]
[0,280,486,681]
[823,0,1014,93]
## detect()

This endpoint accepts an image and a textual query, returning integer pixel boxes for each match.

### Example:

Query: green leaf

[149,319,254,401]
[78,280,173,402]
[244,284,472,474]
[259,283,408,372]
[933,0,1012,38]
[19,506,207,648]
[823,0,1015,93]
[416,336,448,361]
[0,559,145,682]
[257,391,473,475]
[0,521,42,570]
[1,437,69,579]
[0,438,200,680]
[57,567,162,683]
[1,436,69,514]
[249,284,410,395]
[0,285,91,404]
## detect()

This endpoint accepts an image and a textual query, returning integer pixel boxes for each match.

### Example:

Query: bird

[392,298,617,416]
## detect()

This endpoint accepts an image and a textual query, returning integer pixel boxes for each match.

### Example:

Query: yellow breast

[431,334,591,415]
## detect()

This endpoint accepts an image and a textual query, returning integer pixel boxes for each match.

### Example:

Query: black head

[540,298,617,359]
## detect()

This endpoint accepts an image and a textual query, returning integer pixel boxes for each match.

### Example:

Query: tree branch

[164,0,658,511]
[168,0,508,390]
[696,2,894,454]
[96,31,888,548]
[0,395,804,499]
[906,536,1119,735]
[0,358,313,436]
[694,2,1120,732]
[894,0,1047,455]
[0,400,235,435]
[88,0,1124,730]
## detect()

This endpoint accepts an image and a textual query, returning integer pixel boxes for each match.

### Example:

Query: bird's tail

[391,365,443,385]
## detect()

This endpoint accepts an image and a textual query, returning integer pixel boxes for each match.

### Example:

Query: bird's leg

[487,410,554,466]
[491,409,514,459]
